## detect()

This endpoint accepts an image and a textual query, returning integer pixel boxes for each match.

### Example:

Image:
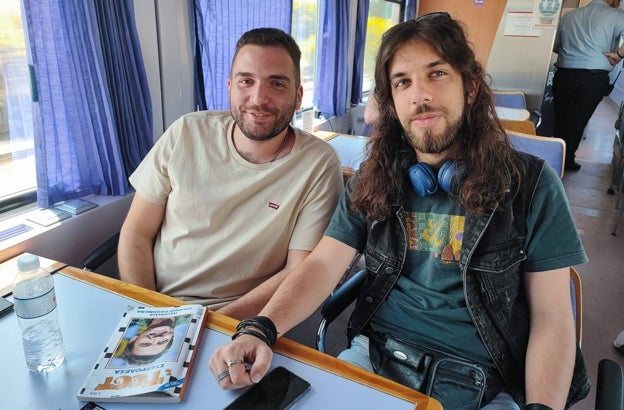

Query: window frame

[0,0,37,215]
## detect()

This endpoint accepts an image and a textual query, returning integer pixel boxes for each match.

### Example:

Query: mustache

[242,104,276,114]
[413,103,434,116]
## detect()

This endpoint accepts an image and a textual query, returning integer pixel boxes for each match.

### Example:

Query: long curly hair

[351,16,521,220]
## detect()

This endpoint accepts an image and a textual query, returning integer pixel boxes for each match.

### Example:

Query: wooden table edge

[312,130,339,141]
[59,267,442,410]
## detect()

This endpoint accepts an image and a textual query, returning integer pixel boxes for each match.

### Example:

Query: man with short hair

[210,15,589,409]
[118,28,343,319]
[553,0,624,171]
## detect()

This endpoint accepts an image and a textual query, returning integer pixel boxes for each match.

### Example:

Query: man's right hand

[209,334,274,390]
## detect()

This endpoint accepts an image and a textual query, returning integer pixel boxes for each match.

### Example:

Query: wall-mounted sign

[504,11,541,38]
[534,0,561,27]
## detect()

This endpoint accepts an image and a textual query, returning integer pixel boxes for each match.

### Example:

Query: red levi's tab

[268,202,280,210]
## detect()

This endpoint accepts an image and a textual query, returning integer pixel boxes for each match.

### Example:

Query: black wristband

[235,316,278,347]
[617,49,624,59]
[525,404,554,410]
[232,328,272,346]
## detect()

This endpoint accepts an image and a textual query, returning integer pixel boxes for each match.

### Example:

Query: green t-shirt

[325,164,587,369]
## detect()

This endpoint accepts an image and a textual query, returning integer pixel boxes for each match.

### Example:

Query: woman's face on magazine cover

[130,320,175,356]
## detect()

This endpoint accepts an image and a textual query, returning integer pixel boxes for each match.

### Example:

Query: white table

[0,266,441,409]
[327,134,368,171]
[495,106,531,121]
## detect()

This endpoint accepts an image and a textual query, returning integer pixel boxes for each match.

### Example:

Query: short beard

[404,105,464,154]
[231,101,296,142]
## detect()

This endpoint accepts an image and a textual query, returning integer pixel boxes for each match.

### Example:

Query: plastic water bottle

[13,253,65,372]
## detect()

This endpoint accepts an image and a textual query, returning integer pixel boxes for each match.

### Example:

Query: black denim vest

[346,152,590,408]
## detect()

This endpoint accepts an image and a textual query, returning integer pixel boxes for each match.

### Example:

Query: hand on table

[209,333,274,390]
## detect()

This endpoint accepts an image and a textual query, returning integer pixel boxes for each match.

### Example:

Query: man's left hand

[209,334,273,390]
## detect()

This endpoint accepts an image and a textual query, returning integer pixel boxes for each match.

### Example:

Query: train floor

[566,97,624,410]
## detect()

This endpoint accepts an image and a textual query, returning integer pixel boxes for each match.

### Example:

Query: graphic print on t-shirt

[405,211,465,264]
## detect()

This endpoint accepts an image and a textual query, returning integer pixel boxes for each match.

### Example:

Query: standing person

[209,15,590,409]
[118,28,343,319]
[553,0,624,171]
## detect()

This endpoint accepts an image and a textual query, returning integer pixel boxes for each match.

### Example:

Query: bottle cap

[17,253,40,271]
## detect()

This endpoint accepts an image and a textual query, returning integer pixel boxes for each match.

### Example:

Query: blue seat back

[493,90,527,109]
[507,131,566,178]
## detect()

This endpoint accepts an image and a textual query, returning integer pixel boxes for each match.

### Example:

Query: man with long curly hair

[210,14,589,410]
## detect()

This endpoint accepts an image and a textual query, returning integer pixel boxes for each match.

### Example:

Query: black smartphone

[0,297,14,317]
[224,366,311,410]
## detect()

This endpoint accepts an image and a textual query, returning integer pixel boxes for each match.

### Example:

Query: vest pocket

[468,238,526,273]
[363,252,386,276]
[468,239,526,308]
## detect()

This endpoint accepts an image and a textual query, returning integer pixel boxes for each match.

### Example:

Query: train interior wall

[1,4,623,409]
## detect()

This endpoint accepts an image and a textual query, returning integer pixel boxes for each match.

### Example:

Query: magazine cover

[77,304,207,403]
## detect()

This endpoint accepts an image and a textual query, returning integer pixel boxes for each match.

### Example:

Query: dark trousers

[552,67,610,164]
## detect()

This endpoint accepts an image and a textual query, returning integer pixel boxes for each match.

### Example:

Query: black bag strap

[611,69,622,86]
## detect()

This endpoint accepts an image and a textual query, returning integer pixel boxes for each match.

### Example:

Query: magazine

[76,304,207,403]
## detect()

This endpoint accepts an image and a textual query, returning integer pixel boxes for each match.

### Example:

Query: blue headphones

[408,160,463,196]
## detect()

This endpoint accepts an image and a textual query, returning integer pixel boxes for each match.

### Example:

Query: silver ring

[226,359,245,368]
[217,369,230,381]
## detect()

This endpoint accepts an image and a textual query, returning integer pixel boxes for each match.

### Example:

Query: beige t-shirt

[129,111,343,309]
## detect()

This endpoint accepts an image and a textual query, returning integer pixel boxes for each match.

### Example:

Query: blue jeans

[338,335,521,410]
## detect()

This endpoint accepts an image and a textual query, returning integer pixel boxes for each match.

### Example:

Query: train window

[0,1,37,214]
[291,0,319,110]
[362,0,402,93]
[292,0,403,113]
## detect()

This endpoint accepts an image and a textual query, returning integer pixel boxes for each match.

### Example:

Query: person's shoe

[614,330,624,356]
[565,161,581,171]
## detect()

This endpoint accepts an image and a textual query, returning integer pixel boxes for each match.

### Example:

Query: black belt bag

[369,334,490,409]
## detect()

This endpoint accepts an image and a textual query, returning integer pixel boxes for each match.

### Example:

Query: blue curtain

[314,0,350,118]
[23,0,152,207]
[351,0,370,105]
[194,0,292,111]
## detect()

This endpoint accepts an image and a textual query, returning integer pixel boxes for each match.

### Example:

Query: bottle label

[14,287,57,319]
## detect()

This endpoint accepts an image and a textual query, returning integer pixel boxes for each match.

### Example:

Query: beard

[403,103,464,154]
[231,99,297,142]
